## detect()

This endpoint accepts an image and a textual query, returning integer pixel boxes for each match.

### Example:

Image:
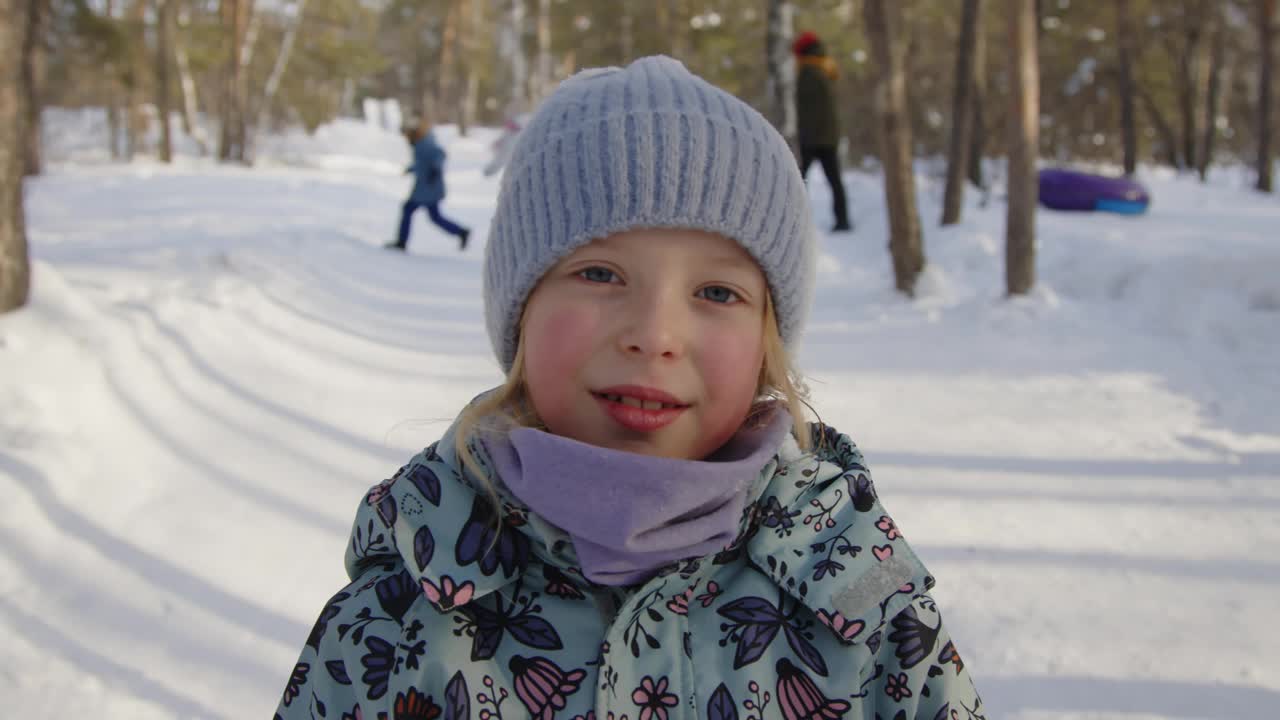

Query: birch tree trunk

[249,0,305,162]
[504,0,528,115]
[1116,0,1138,176]
[864,0,925,296]
[941,0,981,225]
[1005,0,1039,296]
[174,5,208,155]
[1,0,31,312]
[764,0,795,148]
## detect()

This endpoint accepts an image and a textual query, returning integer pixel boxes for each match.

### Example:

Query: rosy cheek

[523,302,601,420]
[696,320,764,413]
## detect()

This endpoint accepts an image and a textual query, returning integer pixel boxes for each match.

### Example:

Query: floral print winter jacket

[275,420,984,720]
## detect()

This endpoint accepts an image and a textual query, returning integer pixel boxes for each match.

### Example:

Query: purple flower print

[884,672,913,702]
[775,659,850,720]
[509,655,587,720]
[631,675,680,720]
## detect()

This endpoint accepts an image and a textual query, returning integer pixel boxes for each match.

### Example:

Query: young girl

[277,57,983,720]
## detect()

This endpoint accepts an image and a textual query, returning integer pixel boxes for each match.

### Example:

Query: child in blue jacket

[279,57,983,720]
[388,123,470,252]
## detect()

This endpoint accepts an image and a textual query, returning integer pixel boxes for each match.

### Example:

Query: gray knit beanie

[483,55,817,371]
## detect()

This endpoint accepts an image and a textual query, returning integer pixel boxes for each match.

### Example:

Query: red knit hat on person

[792,31,820,56]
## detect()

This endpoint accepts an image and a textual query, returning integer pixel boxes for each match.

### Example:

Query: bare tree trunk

[764,0,795,148]
[619,4,634,63]
[864,0,925,296]
[174,5,208,155]
[942,0,981,225]
[219,0,240,160]
[436,0,461,121]
[656,0,670,56]
[459,0,482,135]
[1006,0,1039,296]
[233,3,259,161]
[1258,0,1275,193]
[1,0,31,313]
[1138,84,1181,168]
[668,0,690,60]
[106,0,122,159]
[220,0,256,163]
[536,0,553,99]
[1175,9,1206,172]
[1198,8,1227,181]
[968,5,987,191]
[21,0,47,176]
[1116,0,1138,176]
[125,0,148,160]
[156,0,174,163]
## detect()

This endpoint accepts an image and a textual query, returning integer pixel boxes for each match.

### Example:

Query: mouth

[591,385,690,432]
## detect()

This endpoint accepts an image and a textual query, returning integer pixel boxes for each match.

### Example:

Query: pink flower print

[814,609,866,642]
[509,655,587,720]
[631,675,680,720]
[876,515,901,540]
[420,575,475,611]
[775,658,851,720]
[884,672,913,702]
[695,581,722,607]
[666,586,696,615]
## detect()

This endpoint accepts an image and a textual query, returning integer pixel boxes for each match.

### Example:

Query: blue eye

[696,285,741,304]
[578,267,617,283]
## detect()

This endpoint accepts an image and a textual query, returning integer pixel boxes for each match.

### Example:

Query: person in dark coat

[387,122,470,251]
[794,31,851,232]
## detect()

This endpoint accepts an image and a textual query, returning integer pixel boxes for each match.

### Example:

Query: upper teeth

[601,393,679,410]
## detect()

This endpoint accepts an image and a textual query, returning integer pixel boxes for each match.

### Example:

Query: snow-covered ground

[2,109,1278,719]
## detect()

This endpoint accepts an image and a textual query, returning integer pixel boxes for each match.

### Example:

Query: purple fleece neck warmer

[486,407,793,586]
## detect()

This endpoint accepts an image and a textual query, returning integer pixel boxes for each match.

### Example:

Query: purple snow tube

[1038,168,1151,214]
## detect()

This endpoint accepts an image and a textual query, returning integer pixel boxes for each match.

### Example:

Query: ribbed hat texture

[483,55,817,371]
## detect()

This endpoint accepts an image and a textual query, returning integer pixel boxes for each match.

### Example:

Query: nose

[617,287,688,360]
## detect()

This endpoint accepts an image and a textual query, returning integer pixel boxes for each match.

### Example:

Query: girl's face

[521,228,768,460]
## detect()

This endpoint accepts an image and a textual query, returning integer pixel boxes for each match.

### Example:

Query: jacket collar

[344,409,934,644]
[744,425,934,647]
[343,416,535,614]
